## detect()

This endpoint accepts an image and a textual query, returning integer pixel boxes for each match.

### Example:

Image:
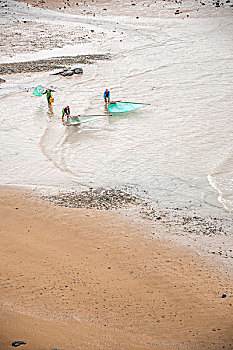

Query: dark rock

[61,70,74,76]
[221,293,227,298]
[72,67,83,74]
[12,341,26,347]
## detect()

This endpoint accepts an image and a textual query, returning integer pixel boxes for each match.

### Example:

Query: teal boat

[107,102,149,113]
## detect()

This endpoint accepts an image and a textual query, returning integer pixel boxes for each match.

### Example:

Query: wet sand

[2,0,232,65]
[0,187,233,350]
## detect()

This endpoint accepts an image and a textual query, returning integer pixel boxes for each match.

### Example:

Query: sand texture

[0,187,232,349]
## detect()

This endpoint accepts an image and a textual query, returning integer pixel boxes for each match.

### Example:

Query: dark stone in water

[72,67,83,74]
[61,70,74,76]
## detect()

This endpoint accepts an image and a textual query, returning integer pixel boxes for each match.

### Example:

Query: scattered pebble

[41,188,140,210]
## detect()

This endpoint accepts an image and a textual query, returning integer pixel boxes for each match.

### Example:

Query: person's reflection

[47,104,55,119]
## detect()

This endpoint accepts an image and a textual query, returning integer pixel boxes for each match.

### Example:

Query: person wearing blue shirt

[103,89,110,104]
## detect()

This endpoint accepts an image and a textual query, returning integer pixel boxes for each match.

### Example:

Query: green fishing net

[33,85,44,97]
[108,102,148,113]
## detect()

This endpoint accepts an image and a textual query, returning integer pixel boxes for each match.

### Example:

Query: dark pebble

[12,341,26,347]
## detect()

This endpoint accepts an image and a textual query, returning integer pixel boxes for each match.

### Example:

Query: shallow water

[1,1,233,214]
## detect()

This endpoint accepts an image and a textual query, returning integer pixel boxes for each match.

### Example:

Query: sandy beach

[0,186,233,350]
[1,0,233,348]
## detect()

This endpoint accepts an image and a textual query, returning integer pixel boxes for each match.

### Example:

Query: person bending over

[62,105,71,122]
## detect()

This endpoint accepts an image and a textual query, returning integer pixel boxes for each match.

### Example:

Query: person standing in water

[103,89,110,104]
[43,88,56,105]
[62,105,71,123]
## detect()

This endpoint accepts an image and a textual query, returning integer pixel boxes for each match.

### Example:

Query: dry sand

[0,187,232,350]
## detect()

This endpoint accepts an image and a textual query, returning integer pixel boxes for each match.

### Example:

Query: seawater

[0,2,233,215]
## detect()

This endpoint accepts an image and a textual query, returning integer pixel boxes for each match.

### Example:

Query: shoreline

[40,187,233,276]
[0,186,233,349]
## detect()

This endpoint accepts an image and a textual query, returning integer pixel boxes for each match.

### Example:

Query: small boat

[107,101,149,113]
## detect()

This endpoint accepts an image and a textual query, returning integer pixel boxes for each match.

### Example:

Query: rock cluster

[41,188,141,210]
[0,54,110,75]
[51,66,84,76]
